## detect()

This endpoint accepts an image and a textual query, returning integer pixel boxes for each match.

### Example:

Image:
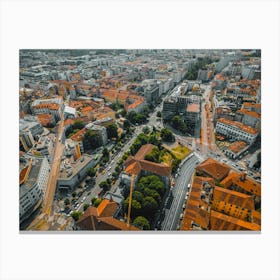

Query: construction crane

[127,174,135,229]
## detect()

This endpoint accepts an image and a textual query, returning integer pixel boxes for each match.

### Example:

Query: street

[161,153,200,230]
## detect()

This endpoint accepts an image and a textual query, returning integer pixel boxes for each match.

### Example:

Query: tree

[106,123,118,140]
[160,128,175,142]
[102,147,109,158]
[156,111,161,118]
[71,211,83,221]
[83,130,100,150]
[142,126,150,134]
[72,192,77,198]
[87,167,96,177]
[83,204,90,211]
[99,181,110,192]
[132,191,144,204]
[171,115,188,133]
[133,216,150,230]
[123,198,142,218]
[143,188,161,204]
[64,198,70,206]
[144,147,161,163]
[142,196,158,218]
[91,197,96,205]
[93,198,102,207]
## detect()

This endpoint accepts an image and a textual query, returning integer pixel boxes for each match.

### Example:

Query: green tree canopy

[106,123,118,140]
[133,216,150,230]
[71,211,83,221]
[160,128,175,142]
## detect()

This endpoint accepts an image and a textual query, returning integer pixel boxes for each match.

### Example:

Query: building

[19,156,50,223]
[19,118,44,151]
[85,122,108,146]
[215,118,259,145]
[225,141,249,160]
[19,118,44,138]
[64,106,77,119]
[184,103,200,136]
[31,97,63,122]
[213,106,234,124]
[144,82,160,105]
[180,158,261,231]
[197,69,214,82]
[19,130,35,152]
[33,135,54,157]
[92,117,114,128]
[235,109,261,129]
[37,113,56,127]
[76,198,139,231]
[57,154,98,192]
[196,158,231,183]
[122,144,171,186]
[162,98,177,120]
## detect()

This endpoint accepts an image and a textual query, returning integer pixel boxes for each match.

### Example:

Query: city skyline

[19,49,261,231]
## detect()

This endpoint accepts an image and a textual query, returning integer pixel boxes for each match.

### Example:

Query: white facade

[216,119,258,145]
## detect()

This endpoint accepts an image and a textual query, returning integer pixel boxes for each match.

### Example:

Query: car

[108,172,112,176]
[74,204,80,210]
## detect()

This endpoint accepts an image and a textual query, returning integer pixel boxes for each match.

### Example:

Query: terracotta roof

[37,113,54,126]
[218,118,258,135]
[227,141,248,154]
[97,199,118,217]
[210,210,260,231]
[220,172,261,197]
[187,104,200,113]
[134,144,155,160]
[125,144,171,177]
[81,106,93,114]
[213,186,255,210]
[125,161,142,176]
[237,109,261,119]
[33,103,59,111]
[181,176,214,230]
[243,102,261,109]
[76,199,139,231]
[138,160,171,177]
[70,128,86,142]
[64,119,74,127]
[196,158,231,182]
[127,99,144,110]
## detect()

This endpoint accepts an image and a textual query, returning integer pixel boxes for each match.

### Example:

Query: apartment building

[19,156,50,223]
[216,118,259,145]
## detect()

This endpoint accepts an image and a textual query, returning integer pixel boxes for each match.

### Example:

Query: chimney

[240,172,246,182]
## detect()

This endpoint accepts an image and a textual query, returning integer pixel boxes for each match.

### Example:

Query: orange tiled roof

[77,200,139,231]
[37,113,54,126]
[213,186,255,210]
[227,141,248,154]
[33,103,59,111]
[64,119,74,127]
[237,109,261,119]
[181,176,214,230]
[70,128,86,142]
[218,118,258,135]
[127,99,144,110]
[243,102,261,109]
[196,158,231,182]
[125,144,172,177]
[134,144,155,160]
[187,104,200,113]
[210,210,260,231]
[97,199,118,217]
[220,172,261,197]
[81,106,93,114]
